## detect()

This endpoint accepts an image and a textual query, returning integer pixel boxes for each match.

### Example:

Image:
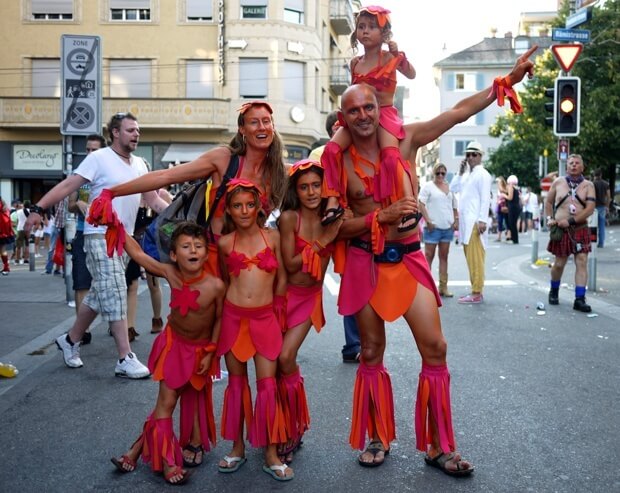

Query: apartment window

[109,59,151,98]
[32,0,73,20]
[241,0,266,19]
[283,0,304,24]
[32,59,61,97]
[186,0,212,21]
[450,72,484,92]
[239,58,268,98]
[283,60,304,104]
[110,0,150,21]
[454,140,473,157]
[186,60,214,98]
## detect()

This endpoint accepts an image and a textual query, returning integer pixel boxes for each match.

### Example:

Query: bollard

[588,209,598,293]
[531,226,539,264]
[29,234,35,271]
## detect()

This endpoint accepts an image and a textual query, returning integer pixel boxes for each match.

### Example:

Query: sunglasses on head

[112,112,127,120]
[466,152,479,157]
[435,171,446,176]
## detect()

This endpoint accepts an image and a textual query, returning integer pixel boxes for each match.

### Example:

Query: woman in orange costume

[276,160,342,463]
[87,102,286,277]
[216,180,294,482]
[322,5,418,231]
[111,222,225,485]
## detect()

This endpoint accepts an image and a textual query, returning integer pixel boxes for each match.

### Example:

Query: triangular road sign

[551,44,583,72]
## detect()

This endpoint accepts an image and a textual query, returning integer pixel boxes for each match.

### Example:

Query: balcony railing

[329,62,350,95]
[0,98,231,129]
[330,0,354,35]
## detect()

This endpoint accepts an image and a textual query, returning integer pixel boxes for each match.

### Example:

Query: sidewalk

[503,224,620,316]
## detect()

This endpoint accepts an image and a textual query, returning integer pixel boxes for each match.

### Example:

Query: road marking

[323,273,516,295]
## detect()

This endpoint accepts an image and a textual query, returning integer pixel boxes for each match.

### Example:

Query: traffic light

[544,86,555,128]
[554,76,580,137]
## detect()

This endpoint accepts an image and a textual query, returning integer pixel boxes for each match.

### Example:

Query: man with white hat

[450,141,492,303]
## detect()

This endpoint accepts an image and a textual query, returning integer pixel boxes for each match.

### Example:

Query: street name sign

[552,28,590,43]
[566,8,592,29]
[61,35,102,136]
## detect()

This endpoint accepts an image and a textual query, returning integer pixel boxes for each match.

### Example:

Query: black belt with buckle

[350,238,420,263]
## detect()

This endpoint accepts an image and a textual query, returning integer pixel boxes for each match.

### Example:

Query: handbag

[549,224,563,242]
[500,205,509,214]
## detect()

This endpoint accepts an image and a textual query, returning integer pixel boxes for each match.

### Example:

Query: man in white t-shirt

[25,113,169,378]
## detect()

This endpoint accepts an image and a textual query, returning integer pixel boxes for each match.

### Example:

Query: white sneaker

[18,259,24,265]
[55,333,83,368]
[115,352,150,379]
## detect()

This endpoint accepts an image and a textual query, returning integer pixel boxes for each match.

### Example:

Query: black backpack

[141,155,239,262]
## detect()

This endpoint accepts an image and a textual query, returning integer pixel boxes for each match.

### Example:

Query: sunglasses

[435,171,446,176]
[112,112,127,120]
[466,152,480,157]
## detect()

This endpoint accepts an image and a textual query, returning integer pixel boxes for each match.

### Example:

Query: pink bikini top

[225,229,278,276]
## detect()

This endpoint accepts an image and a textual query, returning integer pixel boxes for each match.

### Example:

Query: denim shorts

[423,227,454,244]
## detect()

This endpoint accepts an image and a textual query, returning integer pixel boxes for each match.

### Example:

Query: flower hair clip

[288,159,322,176]
[359,5,391,27]
[226,178,260,194]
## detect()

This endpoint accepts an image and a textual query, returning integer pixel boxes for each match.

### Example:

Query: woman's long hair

[228,112,287,213]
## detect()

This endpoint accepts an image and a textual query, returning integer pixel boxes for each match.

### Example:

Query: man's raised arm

[401,46,538,158]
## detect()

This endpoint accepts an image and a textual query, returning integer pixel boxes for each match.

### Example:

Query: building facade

[0,0,356,204]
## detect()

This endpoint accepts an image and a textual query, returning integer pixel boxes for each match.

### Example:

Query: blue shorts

[423,227,454,244]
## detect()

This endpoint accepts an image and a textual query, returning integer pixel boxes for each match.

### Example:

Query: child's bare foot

[397,212,422,233]
[182,443,204,468]
[164,464,192,484]
[110,436,143,473]
[111,454,137,473]
[218,444,246,473]
[322,205,344,226]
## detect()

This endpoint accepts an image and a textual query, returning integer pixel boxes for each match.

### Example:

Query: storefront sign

[13,144,62,171]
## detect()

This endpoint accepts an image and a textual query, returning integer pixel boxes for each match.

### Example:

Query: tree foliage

[487,0,620,192]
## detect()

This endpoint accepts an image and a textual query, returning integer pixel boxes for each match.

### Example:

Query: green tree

[488,0,620,192]
[487,53,559,190]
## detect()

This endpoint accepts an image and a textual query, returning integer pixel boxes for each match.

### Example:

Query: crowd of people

[10,2,606,487]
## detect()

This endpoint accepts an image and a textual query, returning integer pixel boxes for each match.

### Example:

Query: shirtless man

[545,154,596,312]
[336,46,538,475]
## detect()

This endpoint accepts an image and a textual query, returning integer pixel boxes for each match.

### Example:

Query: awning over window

[161,143,216,163]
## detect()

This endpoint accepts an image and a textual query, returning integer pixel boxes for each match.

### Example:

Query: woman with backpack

[88,101,287,276]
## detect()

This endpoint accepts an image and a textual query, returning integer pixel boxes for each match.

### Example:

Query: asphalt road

[1,227,618,492]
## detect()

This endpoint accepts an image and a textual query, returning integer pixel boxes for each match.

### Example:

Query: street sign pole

[60,35,102,305]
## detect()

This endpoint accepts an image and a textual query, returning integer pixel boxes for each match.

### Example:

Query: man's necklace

[111,147,130,160]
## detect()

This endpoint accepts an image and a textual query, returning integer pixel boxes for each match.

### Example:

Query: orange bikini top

[351,51,402,97]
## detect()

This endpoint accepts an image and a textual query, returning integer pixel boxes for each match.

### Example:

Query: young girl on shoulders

[216,179,294,481]
[276,159,342,463]
[322,5,418,231]
[111,221,225,485]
